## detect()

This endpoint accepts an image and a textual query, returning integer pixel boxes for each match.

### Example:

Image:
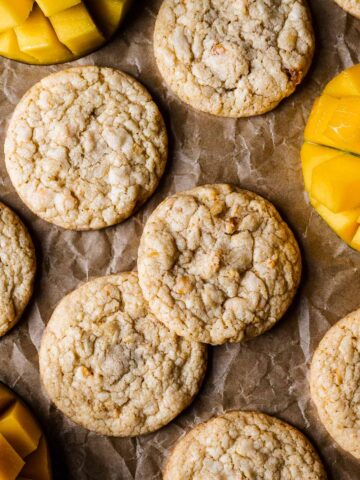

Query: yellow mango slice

[351,226,360,250]
[0,433,25,480]
[312,199,360,243]
[301,143,344,191]
[323,97,360,154]
[50,4,104,55]
[311,155,360,212]
[15,5,72,63]
[324,64,360,97]
[0,0,34,33]
[0,29,37,63]
[20,436,52,480]
[0,401,41,458]
[36,0,81,17]
[86,0,129,36]
[304,95,340,147]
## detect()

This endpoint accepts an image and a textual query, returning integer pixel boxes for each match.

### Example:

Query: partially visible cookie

[5,66,168,230]
[333,0,360,18]
[138,184,301,345]
[163,411,326,479]
[310,308,360,459]
[154,0,315,117]
[39,272,207,436]
[0,202,36,337]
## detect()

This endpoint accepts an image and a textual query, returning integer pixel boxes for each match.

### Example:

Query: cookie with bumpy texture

[39,272,207,436]
[5,66,168,230]
[333,0,360,18]
[310,308,360,459]
[154,0,315,117]
[163,411,326,479]
[0,202,36,337]
[138,184,301,345]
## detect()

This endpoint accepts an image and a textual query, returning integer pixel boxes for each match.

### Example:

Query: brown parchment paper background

[0,0,360,478]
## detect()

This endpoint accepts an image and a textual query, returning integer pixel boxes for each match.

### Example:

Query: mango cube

[0,401,41,458]
[311,155,360,212]
[0,384,15,412]
[313,201,360,243]
[304,95,340,148]
[0,0,34,33]
[15,5,71,63]
[323,97,360,154]
[20,436,52,480]
[36,0,81,17]
[0,29,37,63]
[351,227,360,250]
[301,143,344,191]
[0,433,25,480]
[50,4,104,55]
[86,0,129,36]
[324,64,360,97]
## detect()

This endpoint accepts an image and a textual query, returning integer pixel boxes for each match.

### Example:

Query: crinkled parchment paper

[0,1,360,478]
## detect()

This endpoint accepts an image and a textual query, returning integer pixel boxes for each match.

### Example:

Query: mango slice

[86,0,129,36]
[0,0,34,33]
[0,401,42,457]
[36,0,81,17]
[20,436,52,480]
[324,64,360,97]
[15,5,71,63]
[0,29,37,63]
[0,433,25,480]
[50,4,104,55]
[301,143,344,191]
[303,64,360,251]
[0,384,15,412]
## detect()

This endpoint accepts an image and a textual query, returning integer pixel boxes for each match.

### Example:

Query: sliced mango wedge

[0,0,34,33]
[0,433,25,480]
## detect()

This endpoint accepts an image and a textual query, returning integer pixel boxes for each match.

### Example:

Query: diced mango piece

[50,4,104,55]
[86,0,129,36]
[0,433,25,480]
[15,5,71,63]
[311,155,360,212]
[351,226,360,250]
[323,97,360,154]
[0,0,34,33]
[0,384,15,412]
[312,199,360,243]
[21,436,52,480]
[301,143,344,191]
[324,64,360,97]
[36,0,81,17]
[0,29,37,63]
[0,401,41,458]
[304,95,340,148]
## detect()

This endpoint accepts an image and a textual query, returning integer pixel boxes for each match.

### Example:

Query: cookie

[39,272,207,436]
[5,66,168,230]
[163,411,326,479]
[333,0,360,18]
[310,308,360,459]
[0,202,36,337]
[138,184,301,345]
[154,0,315,117]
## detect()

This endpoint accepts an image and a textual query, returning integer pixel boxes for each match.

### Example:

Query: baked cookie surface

[39,272,207,436]
[138,184,301,345]
[0,202,36,337]
[5,66,168,230]
[310,308,360,459]
[163,411,326,479]
[154,0,315,117]
[333,0,360,18]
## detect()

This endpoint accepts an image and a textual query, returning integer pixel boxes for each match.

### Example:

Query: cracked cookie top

[138,184,301,345]
[163,411,326,480]
[0,202,36,337]
[333,0,360,18]
[310,308,360,459]
[154,0,314,117]
[5,66,168,230]
[39,272,207,436]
